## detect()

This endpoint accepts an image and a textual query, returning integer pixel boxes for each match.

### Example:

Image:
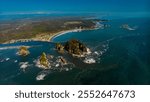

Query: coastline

[49,29,82,42]
[50,28,88,42]
[2,27,99,44]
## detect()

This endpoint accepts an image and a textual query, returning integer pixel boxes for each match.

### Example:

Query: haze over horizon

[0,0,149,12]
[0,0,150,18]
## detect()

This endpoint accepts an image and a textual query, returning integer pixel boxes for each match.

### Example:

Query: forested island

[56,39,91,57]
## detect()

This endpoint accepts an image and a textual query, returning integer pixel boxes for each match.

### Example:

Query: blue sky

[0,0,149,14]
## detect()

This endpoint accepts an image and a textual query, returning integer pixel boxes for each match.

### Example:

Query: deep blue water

[0,16,150,85]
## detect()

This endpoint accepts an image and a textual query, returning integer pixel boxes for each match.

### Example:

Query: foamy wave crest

[19,62,32,72]
[83,33,143,64]
[0,58,10,62]
[14,60,18,63]
[36,70,51,81]
[83,42,109,64]
[0,46,29,50]
[0,45,41,51]
[120,24,138,31]
[83,57,96,64]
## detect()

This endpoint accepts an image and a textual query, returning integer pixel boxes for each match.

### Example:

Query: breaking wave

[36,70,51,81]
[19,62,32,72]
[0,45,42,51]
[0,58,10,62]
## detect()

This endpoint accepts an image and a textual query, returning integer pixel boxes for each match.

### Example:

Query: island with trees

[36,52,50,69]
[17,46,30,56]
[56,39,91,57]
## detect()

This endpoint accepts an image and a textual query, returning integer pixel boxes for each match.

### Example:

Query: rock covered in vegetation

[55,39,90,57]
[17,46,30,56]
[64,39,87,55]
[55,43,64,53]
[39,52,50,69]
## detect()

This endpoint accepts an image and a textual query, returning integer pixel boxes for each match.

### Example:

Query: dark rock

[64,39,87,55]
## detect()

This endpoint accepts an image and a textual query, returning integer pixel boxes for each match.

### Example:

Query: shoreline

[2,21,102,45]
[50,28,85,42]
[2,28,98,45]
[50,24,103,42]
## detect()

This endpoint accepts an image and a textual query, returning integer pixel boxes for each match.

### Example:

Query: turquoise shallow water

[0,17,150,85]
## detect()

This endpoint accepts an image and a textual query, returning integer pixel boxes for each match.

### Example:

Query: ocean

[0,15,150,85]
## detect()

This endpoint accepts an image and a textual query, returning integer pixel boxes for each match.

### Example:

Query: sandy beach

[2,27,98,44]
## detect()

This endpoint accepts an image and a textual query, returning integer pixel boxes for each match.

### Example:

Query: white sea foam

[0,45,40,51]
[83,58,96,64]
[83,41,109,64]
[0,59,4,62]
[0,46,19,50]
[55,63,60,67]
[36,70,51,81]
[65,68,69,71]
[14,60,18,63]
[0,46,27,50]
[121,24,137,31]
[36,73,47,81]
[86,48,92,55]
[19,62,31,71]
[6,58,10,61]
[94,51,99,55]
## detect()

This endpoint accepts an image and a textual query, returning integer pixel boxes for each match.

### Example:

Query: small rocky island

[17,46,30,56]
[56,39,91,57]
[55,43,64,53]
[39,52,50,69]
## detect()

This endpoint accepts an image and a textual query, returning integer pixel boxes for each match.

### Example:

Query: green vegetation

[56,43,64,53]
[56,39,87,56]
[39,52,49,68]
[0,17,101,43]
[18,46,30,56]
[64,39,87,55]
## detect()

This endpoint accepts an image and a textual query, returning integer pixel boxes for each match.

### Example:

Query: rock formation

[55,43,64,53]
[55,39,90,57]
[64,39,87,55]
[39,52,50,68]
[18,46,30,56]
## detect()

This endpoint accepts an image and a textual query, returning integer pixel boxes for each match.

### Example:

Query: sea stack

[64,39,88,57]
[39,52,50,69]
[17,46,30,56]
[55,39,90,57]
[56,43,64,53]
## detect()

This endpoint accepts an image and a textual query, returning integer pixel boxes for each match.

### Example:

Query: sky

[0,0,149,14]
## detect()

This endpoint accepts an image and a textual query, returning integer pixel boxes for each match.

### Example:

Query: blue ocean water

[0,15,150,85]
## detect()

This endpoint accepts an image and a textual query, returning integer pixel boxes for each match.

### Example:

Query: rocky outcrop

[59,56,67,65]
[64,39,87,55]
[55,43,64,53]
[55,39,90,57]
[39,52,50,68]
[17,46,30,56]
